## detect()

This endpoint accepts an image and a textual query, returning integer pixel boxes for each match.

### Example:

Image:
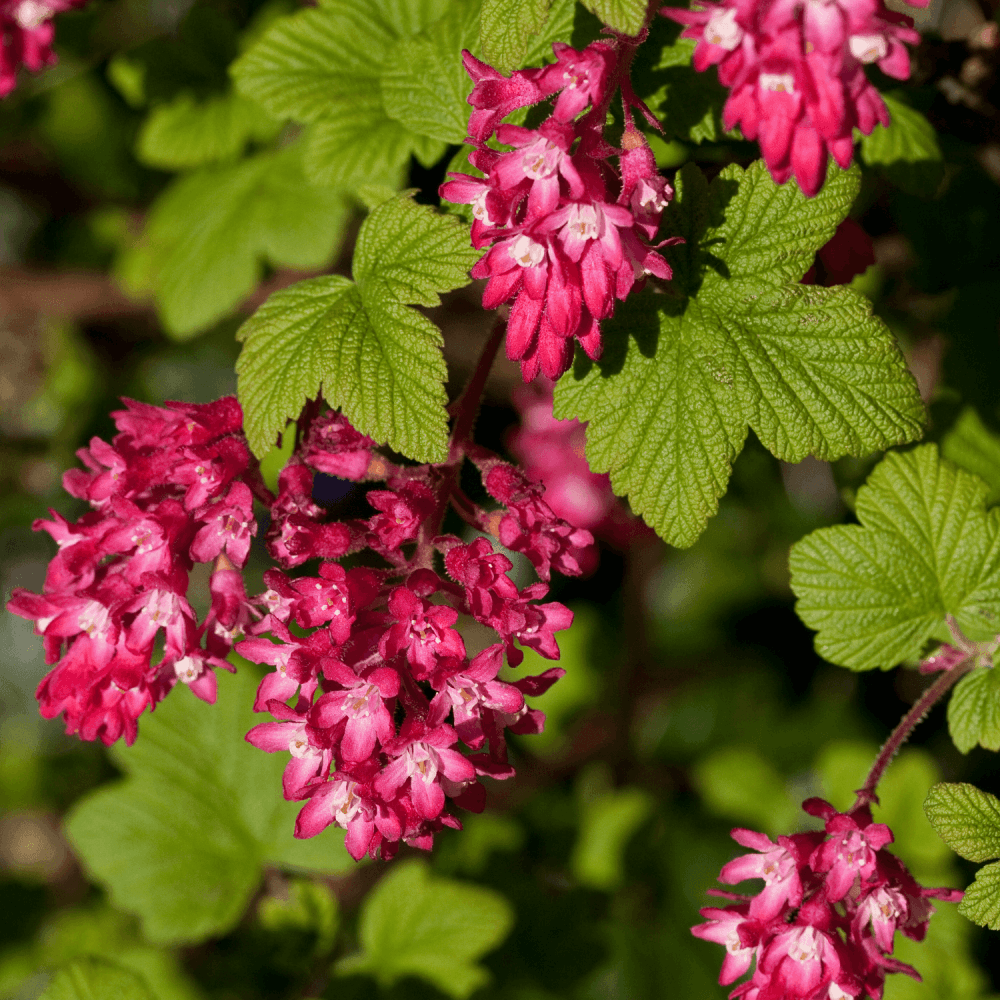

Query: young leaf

[859,91,943,198]
[41,958,157,1000]
[480,0,551,73]
[790,445,1000,671]
[334,861,514,998]
[959,861,1000,930]
[65,669,354,946]
[924,782,1000,863]
[236,196,479,462]
[136,92,281,170]
[381,0,481,144]
[571,785,653,891]
[554,160,923,548]
[117,145,349,338]
[579,0,646,35]
[942,407,1000,505]
[948,667,1000,753]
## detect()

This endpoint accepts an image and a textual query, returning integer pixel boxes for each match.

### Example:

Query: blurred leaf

[258,879,339,955]
[555,161,922,548]
[434,813,525,875]
[571,771,653,891]
[335,861,514,998]
[65,669,354,947]
[236,195,477,462]
[118,144,350,339]
[136,92,281,170]
[0,906,202,1000]
[579,0,644,34]
[382,0,480,144]
[942,407,1000,505]
[693,746,800,835]
[948,667,1000,753]
[791,445,1000,671]
[860,92,943,199]
[39,958,156,1000]
[925,783,1000,863]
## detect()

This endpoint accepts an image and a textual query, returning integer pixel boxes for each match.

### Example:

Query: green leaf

[958,860,1000,930]
[232,0,449,191]
[579,0,645,35]
[117,145,350,338]
[571,781,654,890]
[924,782,1000,863]
[41,958,157,1000]
[65,668,354,947]
[236,196,479,461]
[135,92,281,170]
[941,406,1000,505]
[948,667,1000,753]
[382,0,481,144]
[860,91,943,198]
[480,0,551,73]
[554,160,923,548]
[334,861,514,999]
[790,445,1000,671]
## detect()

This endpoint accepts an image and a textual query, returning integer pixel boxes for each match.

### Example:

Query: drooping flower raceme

[661,0,925,196]
[441,44,681,382]
[7,397,256,746]
[10,398,593,862]
[0,0,86,97]
[694,798,962,1000]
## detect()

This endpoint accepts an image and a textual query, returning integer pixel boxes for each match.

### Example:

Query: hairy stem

[855,658,976,808]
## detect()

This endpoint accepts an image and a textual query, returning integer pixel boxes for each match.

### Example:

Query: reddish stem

[854,657,976,809]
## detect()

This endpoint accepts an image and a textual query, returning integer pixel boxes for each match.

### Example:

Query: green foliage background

[3,0,1000,998]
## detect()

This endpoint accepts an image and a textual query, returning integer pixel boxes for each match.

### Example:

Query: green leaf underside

[382,0,481,145]
[41,958,157,1000]
[790,444,1000,671]
[118,145,349,338]
[580,0,645,35]
[948,667,1000,753]
[554,160,923,548]
[480,0,551,74]
[924,782,1000,863]
[236,197,479,462]
[942,406,1000,505]
[959,861,1000,930]
[65,668,354,946]
[860,91,943,198]
[136,91,280,170]
[231,0,451,189]
[335,861,514,999]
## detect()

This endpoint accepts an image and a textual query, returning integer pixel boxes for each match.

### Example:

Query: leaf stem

[448,316,507,455]
[854,657,976,809]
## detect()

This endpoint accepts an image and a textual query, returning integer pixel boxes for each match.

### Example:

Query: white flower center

[789,927,820,963]
[472,190,493,225]
[521,139,561,180]
[566,203,600,241]
[15,0,52,29]
[849,34,888,64]
[174,655,201,683]
[760,73,795,94]
[77,601,110,637]
[510,235,545,268]
[705,8,742,50]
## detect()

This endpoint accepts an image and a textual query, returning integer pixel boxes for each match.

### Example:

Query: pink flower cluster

[662,0,924,195]
[7,398,256,746]
[237,409,593,861]
[441,44,680,382]
[695,798,962,1000]
[507,377,646,551]
[0,0,84,97]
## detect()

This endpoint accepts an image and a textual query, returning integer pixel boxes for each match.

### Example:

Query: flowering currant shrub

[8,0,1000,994]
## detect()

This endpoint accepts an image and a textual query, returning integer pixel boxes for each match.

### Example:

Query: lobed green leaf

[941,407,1000,505]
[334,861,514,999]
[948,667,1000,753]
[65,669,354,946]
[579,0,646,35]
[860,91,944,198]
[790,445,1000,670]
[555,160,923,548]
[924,782,1000,863]
[958,861,1000,930]
[480,0,552,73]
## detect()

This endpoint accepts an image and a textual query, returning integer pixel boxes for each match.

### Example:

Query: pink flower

[366,481,435,551]
[379,585,466,677]
[719,828,806,921]
[301,410,375,480]
[295,775,401,860]
[662,0,924,195]
[190,482,256,566]
[313,662,399,762]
